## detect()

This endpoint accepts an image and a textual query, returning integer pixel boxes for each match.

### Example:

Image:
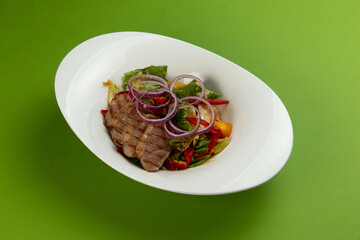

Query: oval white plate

[55,32,293,195]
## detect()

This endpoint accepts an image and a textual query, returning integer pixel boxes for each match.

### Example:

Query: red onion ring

[128,80,170,111]
[179,96,215,135]
[167,105,200,134]
[163,105,201,139]
[169,74,205,104]
[136,88,179,125]
[126,74,217,138]
[128,74,168,97]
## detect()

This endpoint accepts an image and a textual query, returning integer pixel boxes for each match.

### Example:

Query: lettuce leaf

[172,80,202,99]
[172,79,220,100]
[213,137,229,154]
[188,154,212,168]
[205,88,220,99]
[123,65,167,90]
[193,134,210,154]
[169,137,191,148]
[170,102,194,131]
[195,134,209,148]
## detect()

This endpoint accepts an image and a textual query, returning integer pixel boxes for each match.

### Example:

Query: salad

[102,65,232,171]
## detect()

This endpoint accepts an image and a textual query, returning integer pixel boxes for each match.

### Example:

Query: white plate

[55,32,293,195]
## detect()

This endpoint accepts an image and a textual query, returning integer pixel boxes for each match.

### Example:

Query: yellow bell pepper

[214,121,232,137]
[168,81,185,88]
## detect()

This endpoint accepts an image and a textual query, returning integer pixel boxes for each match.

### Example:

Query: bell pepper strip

[208,129,221,150]
[164,158,175,171]
[194,152,209,159]
[100,109,108,116]
[205,99,229,105]
[153,96,168,104]
[168,81,185,88]
[214,121,232,137]
[116,148,123,153]
[116,90,129,96]
[195,129,221,159]
[185,117,220,134]
[172,160,187,170]
[186,99,229,105]
[185,117,210,128]
[184,144,195,165]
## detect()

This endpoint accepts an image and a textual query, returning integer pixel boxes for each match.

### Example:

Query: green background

[1,0,359,239]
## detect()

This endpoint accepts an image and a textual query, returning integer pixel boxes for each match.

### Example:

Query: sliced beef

[103,92,171,172]
[103,111,113,127]
[121,115,154,158]
[110,128,123,148]
[109,93,132,116]
[136,124,171,172]
[109,102,138,147]
[104,93,132,126]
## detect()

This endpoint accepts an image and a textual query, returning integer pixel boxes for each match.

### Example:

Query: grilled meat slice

[110,128,123,148]
[103,110,113,127]
[104,93,132,127]
[109,93,132,117]
[103,92,172,171]
[109,102,138,147]
[136,124,171,172]
[121,115,154,158]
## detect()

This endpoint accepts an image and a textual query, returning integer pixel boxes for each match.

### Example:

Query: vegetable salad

[104,65,232,170]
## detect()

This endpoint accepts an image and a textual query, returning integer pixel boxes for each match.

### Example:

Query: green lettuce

[188,154,212,168]
[172,80,202,99]
[213,137,229,154]
[123,65,167,90]
[169,137,191,148]
[194,134,210,154]
[205,88,220,99]
[170,102,193,131]
[172,79,220,100]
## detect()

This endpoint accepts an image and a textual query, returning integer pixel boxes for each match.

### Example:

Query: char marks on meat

[136,124,171,172]
[121,117,151,158]
[103,92,171,172]
[109,93,132,116]
[111,102,138,144]
[104,93,132,126]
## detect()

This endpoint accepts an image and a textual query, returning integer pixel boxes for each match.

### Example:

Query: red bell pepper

[195,129,221,159]
[205,99,229,105]
[116,148,123,153]
[116,90,129,96]
[185,117,210,127]
[184,144,195,165]
[153,97,168,104]
[187,99,229,105]
[172,160,187,170]
[185,117,220,134]
[194,152,209,159]
[100,109,108,116]
[164,158,175,171]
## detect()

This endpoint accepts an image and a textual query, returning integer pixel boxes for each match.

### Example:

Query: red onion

[136,88,179,125]
[169,74,205,104]
[128,80,170,111]
[163,123,200,139]
[167,105,200,134]
[128,74,168,97]
[163,105,201,139]
[179,96,215,135]
[126,74,217,139]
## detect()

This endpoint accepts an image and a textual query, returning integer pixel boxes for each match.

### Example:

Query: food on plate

[102,66,231,172]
